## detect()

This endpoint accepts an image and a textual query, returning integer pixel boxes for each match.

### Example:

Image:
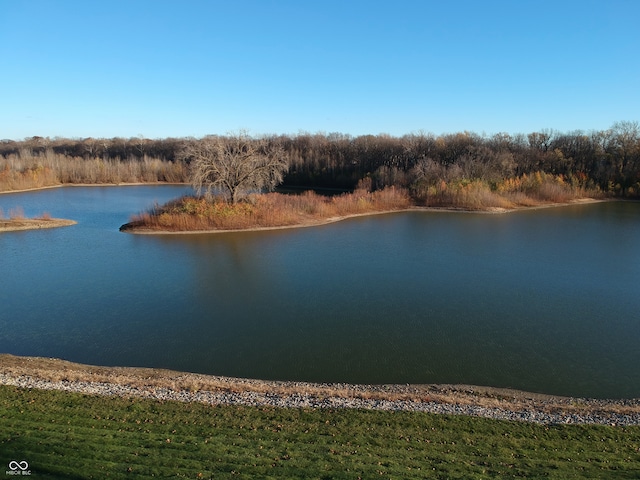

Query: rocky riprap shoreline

[1,355,639,426]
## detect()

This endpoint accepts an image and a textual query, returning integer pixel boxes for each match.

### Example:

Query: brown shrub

[130,188,411,232]
[8,206,25,219]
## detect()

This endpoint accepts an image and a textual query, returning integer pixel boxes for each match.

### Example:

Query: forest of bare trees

[1,121,639,200]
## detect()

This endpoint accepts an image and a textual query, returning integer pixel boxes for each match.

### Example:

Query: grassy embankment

[124,171,600,232]
[1,385,639,479]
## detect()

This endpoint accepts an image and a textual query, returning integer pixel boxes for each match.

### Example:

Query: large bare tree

[182,133,289,203]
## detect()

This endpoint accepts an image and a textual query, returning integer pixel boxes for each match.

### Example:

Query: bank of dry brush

[412,171,598,209]
[125,187,411,231]
[0,151,187,191]
[123,170,598,232]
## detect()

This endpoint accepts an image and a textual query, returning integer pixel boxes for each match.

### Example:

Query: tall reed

[412,171,600,209]
[0,151,188,192]
[126,187,411,232]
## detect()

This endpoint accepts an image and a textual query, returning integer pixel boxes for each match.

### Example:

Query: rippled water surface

[1,186,639,398]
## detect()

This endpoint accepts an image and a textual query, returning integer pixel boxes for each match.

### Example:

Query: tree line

[1,121,639,197]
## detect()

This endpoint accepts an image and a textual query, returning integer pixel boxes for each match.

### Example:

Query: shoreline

[122,197,610,235]
[0,217,77,232]
[0,181,188,196]
[1,354,638,425]
[1,183,612,235]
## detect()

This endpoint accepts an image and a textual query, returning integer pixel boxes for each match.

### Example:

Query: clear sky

[1,0,638,140]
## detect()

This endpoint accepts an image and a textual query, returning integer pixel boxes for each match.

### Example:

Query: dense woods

[2,122,639,203]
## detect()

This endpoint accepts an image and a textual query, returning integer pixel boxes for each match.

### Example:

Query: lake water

[1,186,639,398]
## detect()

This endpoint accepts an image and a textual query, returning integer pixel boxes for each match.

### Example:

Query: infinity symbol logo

[8,461,29,471]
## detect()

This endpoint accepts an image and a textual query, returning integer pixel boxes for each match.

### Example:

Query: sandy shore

[0,218,77,232]
[121,198,609,235]
[1,354,639,425]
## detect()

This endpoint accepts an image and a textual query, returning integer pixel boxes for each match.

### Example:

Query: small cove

[1,186,639,398]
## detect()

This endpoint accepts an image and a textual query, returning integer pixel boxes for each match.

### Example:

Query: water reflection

[1,188,639,398]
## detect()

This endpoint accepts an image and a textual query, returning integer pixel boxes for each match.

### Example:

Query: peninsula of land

[0,217,76,232]
[119,190,607,235]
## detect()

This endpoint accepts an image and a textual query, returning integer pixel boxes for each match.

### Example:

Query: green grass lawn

[1,385,639,479]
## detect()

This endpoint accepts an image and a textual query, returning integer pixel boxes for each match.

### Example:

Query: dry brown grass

[497,171,601,204]
[0,217,76,232]
[0,152,188,192]
[0,205,75,231]
[8,206,25,220]
[125,187,412,232]
[412,172,601,210]
[2,354,638,417]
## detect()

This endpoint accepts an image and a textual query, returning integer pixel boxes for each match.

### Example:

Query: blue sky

[1,0,638,140]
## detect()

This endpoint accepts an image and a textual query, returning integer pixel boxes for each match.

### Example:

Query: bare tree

[527,129,555,152]
[183,132,289,203]
[82,137,98,157]
[611,121,640,176]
